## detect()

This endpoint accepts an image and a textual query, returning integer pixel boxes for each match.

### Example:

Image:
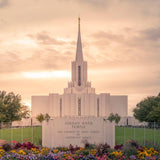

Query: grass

[0,126,160,146]
[0,126,42,145]
[115,126,160,146]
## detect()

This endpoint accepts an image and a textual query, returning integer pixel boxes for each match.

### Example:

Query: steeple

[76,17,83,62]
[65,17,95,94]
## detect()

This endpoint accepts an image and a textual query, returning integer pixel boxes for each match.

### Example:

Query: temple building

[31,18,128,118]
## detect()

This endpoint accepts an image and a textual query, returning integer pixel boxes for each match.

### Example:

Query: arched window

[78,66,81,86]
[97,98,99,117]
[60,98,62,117]
[78,98,81,116]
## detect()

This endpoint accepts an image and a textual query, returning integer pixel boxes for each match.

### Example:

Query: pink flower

[12,140,18,143]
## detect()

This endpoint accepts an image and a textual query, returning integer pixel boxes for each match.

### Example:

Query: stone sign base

[42,117,115,148]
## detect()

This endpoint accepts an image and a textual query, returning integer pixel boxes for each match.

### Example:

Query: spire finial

[78,17,80,30]
[76,17,83,62]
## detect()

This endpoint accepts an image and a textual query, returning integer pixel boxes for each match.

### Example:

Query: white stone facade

[31,19,128,119]
[32,93,127,118]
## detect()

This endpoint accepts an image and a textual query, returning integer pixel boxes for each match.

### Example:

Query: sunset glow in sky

[0,0,160,115]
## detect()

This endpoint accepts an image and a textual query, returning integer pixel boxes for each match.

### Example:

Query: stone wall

[42,116,115,148]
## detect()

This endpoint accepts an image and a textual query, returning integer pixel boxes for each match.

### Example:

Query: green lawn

[115,126,160,146]
[0,126,42,145]
[0,126,160,146]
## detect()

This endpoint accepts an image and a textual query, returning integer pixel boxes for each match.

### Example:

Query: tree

[133,94,160,122]
[36,113,45,124]
[146,106,160,122]
[107,113,115,122]
[0,90,30,122]
[114,113,121,124]
[107,113,121,124]
[45,113,50,122]
[19,105,31,119]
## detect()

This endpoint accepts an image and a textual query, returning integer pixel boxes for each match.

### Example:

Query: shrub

[69,144,74,153]
[13,142,39,150]
[123,145,138,157]
[123,140,140,157]
[13,142,22,149]
[114,144,123,150]
[84,142,94,149]
[2,143,12,151]
[96,143,111,156]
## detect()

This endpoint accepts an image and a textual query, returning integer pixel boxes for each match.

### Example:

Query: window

[60,98,62,117]
[78,66,81,86]
[97,98,99,117]
[78,98,81,116]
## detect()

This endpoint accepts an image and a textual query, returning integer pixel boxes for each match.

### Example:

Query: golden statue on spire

[78,17,80,29]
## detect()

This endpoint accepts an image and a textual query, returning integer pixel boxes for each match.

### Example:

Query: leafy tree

[107,113,115,122]
[146,106,160,122]
[0,90,30,122]
[19,105,31,119]
[36,113,45,124]
[45,113,50,122]
[107,113,121,124]
[114,113,121,124]
[133,94,160,122]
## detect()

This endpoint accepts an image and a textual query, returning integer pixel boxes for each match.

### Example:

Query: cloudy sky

[0,0,160,115]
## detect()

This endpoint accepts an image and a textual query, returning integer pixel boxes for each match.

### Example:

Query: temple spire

[76,17,83,62]
[78,17,80,30]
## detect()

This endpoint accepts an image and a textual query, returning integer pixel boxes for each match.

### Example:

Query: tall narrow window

[78,98,81,116]
[97,98,99,117]
[60,98,62,117]
[78,66,81,86]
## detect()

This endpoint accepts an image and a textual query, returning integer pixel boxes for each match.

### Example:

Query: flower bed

[0,140,160,159]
